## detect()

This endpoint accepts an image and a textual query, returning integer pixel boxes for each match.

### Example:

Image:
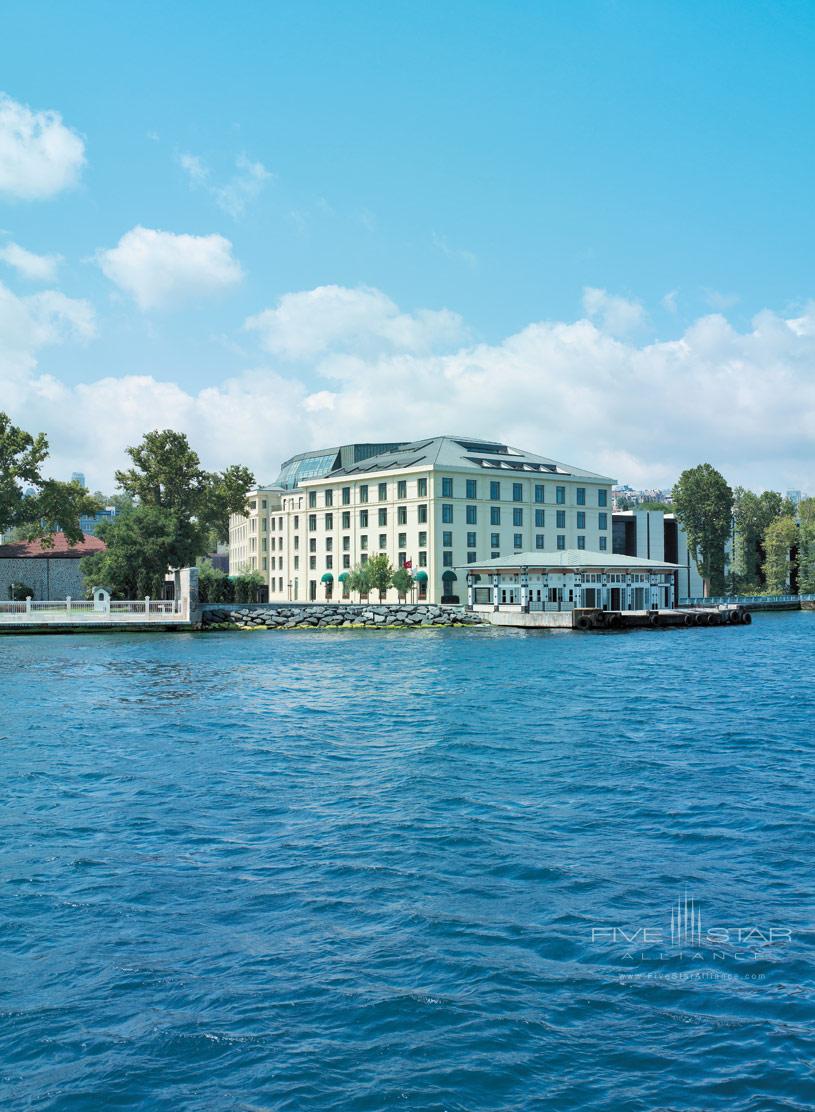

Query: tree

[232,568,266,603]
[762,515,798,594]
[94,429,254,595]
[80,505,180,598]
[197,559,234,603]
[391,565,414,600]
[796,498,815,595]
[0,411,100,545]
[672,464,733,596]
[347,562,373,600]
[365,553,394,600]
[732,488,791,591]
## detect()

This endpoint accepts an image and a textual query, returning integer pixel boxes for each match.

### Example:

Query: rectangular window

[397,506,407,525]
[599,536,608,551]
[342,511,350,529]
[342,536,350,551]
[535,508,545,527]
[467,551,477,563]
[418,477,427,497]
[308,514,317,531]
[326,554,333,568]
[360,535,368,550]
[325,537,333,552]
[378,482,387,501]
[308,491,317,508]
[398,551,407,566]
[398,532,407,548]
[443,531,453,547]
[343,553,351,567]
[577,535,586,550]
[576,487,586,505]
[534,484,545,503]
[309,538,317,553]
[325,489,333,507]
[294,535,300,550]
[397,480,407,499]
[378,508,387,526]
[342,486,351,505]
[442,551,453,566]
[556,486,566,504]
[490,480,501,500]
[512,482,523,502]
[293,515,299,529]
[359,509,368,527]
[536,534,545,549]
[491,551,499,559]
[418,504,428,523]
[467,531,477,547]
[294,555,299,569]
[442,504,453,524]
[361,553,368,564]
[379,533,387,549]
[490,532,500,548]
[360,485,369,503]
[418,550,427,566]
[466,504,477,524]
[513,533,523,549]
[418,531,427,547]
[466,479,477,499]
[513,507,523,526]
[490,506,501,525]
[576,511,585,529]
[599,489,608,507]
[325,512,333,530]
[309,555,316,569]
[556,510,566,528]
[557,534,566,550]
[599,512,608,530]
[442,477,453,497]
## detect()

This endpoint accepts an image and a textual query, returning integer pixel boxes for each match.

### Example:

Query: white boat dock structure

[462,550,749,629]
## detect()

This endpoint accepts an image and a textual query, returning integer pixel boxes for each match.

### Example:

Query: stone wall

[0,558,86,601]
[202,602,486,630]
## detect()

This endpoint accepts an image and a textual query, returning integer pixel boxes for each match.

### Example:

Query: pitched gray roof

[325,436,615,482]
[460,549,680,570]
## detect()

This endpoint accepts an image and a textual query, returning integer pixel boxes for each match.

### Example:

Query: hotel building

[228,436,615,604]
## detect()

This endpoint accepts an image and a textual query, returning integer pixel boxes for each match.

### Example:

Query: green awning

[414,570,428,583]
[321,572,334,583]
[338,572,349,582]
[442,570,458,581]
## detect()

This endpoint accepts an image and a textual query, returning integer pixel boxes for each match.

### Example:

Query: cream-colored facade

[229,437,615,604]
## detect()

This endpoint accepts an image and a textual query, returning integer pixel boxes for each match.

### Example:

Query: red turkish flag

[404,559,413,569]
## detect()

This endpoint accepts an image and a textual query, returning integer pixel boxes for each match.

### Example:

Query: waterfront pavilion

[463,550,681,614]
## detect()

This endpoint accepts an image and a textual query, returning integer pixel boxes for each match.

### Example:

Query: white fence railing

[0,596,187,623]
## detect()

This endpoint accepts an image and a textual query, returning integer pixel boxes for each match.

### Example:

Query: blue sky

[0,1,813,491]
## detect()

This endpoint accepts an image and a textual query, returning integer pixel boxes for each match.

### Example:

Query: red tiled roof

[0,532,107,559]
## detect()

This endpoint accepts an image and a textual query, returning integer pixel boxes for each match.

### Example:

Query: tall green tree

[347,562,373,599]
[672,464,733,596]
[0,411,100,545]
[391,565,414,599]
[365,553,394,601]
[83,429,254,597]
[797,498,815,595]
[762,515,798,594]
[732,488,791,591]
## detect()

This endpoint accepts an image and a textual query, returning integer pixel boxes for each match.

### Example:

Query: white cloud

[178,152,272,218]
[245,285,467,360]
[2,286,814,494]
[582,286,647,336]
[96,226,243,310]
[660,289,678,314]
[431,232,478,270]
[0,241,61,281]
[0,93,85,200]
[704,289,740,311]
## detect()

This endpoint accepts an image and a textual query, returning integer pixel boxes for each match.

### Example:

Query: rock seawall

[202,602,486,630]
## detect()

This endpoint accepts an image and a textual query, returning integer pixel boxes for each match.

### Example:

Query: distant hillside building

[0,533,106,600]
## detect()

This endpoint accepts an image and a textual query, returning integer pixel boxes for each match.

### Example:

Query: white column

[520,568,529,612]
[492,574,499,610]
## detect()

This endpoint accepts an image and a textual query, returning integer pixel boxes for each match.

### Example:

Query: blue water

[1,614,814,1111]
